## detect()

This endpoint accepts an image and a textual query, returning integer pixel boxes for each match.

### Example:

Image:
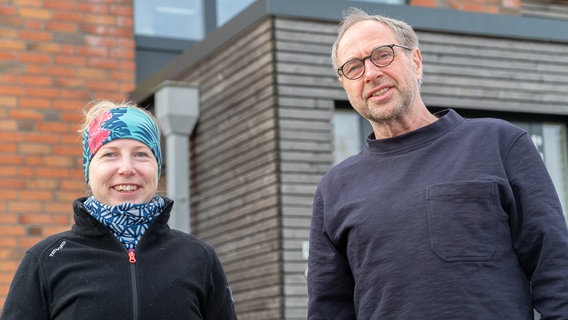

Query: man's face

[337,20,423,125]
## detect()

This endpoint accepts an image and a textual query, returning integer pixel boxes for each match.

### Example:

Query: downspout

[155,81,199,233]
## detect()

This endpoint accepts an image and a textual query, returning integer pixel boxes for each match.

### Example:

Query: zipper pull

[128,248,137,264]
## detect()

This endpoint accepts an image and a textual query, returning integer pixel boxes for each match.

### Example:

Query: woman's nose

[118,158,136,176]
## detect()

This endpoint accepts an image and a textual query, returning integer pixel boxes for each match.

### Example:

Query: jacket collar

[71,196,175,237]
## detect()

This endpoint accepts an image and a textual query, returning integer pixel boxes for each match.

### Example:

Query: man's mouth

[371,87,390,97]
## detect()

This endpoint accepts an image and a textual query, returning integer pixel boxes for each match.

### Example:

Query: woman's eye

[102,152,116,157]
[134,152,149,157]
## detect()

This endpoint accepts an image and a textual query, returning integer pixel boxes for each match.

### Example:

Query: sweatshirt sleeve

[307,187,356,320]
[204,249,238,320]
[506,132,568,319]
[1,251,50,320]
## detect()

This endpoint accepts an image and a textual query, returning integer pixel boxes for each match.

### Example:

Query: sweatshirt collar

[364,109,463,156]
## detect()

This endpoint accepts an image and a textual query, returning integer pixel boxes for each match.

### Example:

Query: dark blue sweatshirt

[308,109,568,319]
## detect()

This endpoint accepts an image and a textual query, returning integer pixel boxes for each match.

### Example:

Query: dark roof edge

[131,0,568,102]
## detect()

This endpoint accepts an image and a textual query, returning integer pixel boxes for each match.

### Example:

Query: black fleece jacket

[1,197,237,320]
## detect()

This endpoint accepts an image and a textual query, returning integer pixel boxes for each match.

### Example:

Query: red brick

[17,75,52,86]
[0,28,17,38]
[54,55,86,66]
[36,121,71,133]
[0,155,24,165]
[0,142,17,153]
[19,143,54,155]
[44,0,78,11]
[0,226,26,236]
[0,236,17,247]
[0,165,18,178]
[0,131,25,142]
[27,42,61,53]
[36,167,71,178]
[26,132,59,143]
[60,89,90,99]
[18,7,52,19]
[45,21,78,33]
[19,213,56,225]
[77,67,108,79]
[45,203,74,214]
[9,109,44,120]
[24,155,42,166]
[61,179,85,190]
[25,178,59,190]
[77,46,108,57]
[18,237,43,249]
[78,3,110,13]
[410,0,437,7]
[25,87,60,98]
[0,6,17,16]
[52,11,84,22]
[19,190,53,201]
[18,30,52,41]
[18,166,35,177]
[18,52,51,64]
[45,65,76,77]
[18,98,53,109]
[0,120,19,131]
[25,19,43,30]
[0,189,18,201]
[25,64,44,74]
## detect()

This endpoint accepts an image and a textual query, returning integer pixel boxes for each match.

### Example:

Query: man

[307,7,568,319]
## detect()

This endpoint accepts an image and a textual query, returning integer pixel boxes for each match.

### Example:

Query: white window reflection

[135,0,204,40]
[348,0,405,4]
[217,0,256,26]
[332,110,371,165]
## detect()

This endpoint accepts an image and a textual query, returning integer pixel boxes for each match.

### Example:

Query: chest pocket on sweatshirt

[427,181,497,262]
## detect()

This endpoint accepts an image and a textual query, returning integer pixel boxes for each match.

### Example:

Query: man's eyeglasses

[337,44,412,80]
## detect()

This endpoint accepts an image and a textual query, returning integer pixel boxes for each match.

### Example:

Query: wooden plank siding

[274,17,341,320]
[420,31,568,114]
[158,11,568,320]
[175,18,283,320]
[522,0,568,19]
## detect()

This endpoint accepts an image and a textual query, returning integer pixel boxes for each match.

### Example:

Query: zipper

[128,248,139,320]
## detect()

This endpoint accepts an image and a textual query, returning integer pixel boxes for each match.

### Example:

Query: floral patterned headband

[81,107,162,183]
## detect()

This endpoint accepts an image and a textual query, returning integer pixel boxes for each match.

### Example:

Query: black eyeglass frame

[337,44,413,80]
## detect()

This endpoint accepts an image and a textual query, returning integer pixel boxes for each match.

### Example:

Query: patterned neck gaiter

[83,196,165,249]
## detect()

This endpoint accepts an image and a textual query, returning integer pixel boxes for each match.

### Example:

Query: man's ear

[412,48,423,82]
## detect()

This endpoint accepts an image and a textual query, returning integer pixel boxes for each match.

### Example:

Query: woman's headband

[81,107,162,183]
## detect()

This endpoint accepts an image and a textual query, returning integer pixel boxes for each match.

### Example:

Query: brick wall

[0,0,135,311]
[411,0,521,14]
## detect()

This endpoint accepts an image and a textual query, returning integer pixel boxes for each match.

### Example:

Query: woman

[1,101,237,320]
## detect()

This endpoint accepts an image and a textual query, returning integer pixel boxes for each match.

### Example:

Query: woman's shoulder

[24,230,75,260]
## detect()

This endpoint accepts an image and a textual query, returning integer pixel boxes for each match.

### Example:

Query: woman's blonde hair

[78,100,159,135]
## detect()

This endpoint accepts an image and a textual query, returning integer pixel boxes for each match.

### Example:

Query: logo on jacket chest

[49,240,67,257]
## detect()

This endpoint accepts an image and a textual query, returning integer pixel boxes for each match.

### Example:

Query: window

[216,0,256,26]
[514,121,568,215]
[348,0,406,4]
[134,0,204,40]
[332,109,371,164]
[333,108,568,219]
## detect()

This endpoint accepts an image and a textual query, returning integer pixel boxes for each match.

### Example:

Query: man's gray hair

[331,7,420,72]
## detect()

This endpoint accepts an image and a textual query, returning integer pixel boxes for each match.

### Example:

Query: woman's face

[88,139,159,206]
